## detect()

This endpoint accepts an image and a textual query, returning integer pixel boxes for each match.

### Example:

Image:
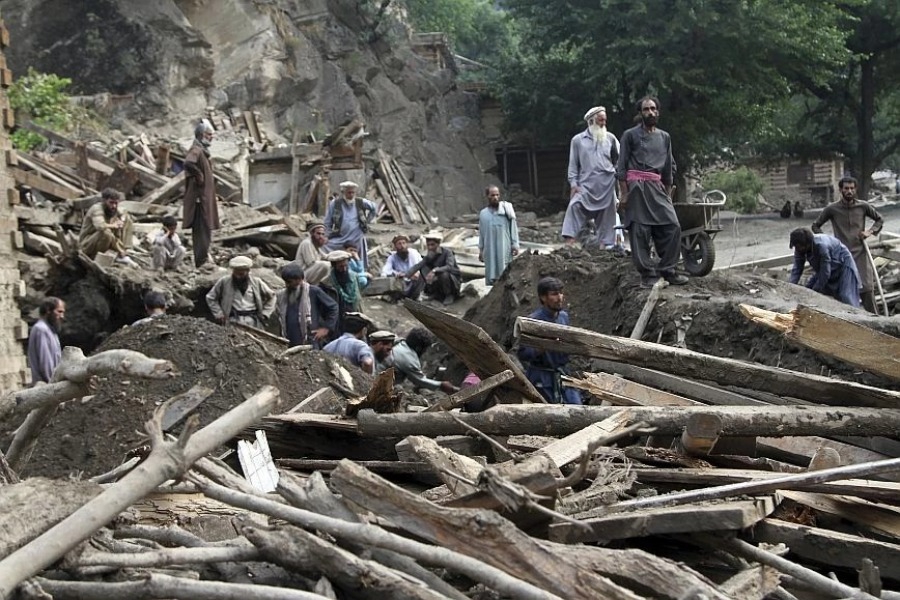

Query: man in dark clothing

[276,263,338,348]
[183,120,220,267]
[616,96,688,288]
[406,232,462,305]
[812,176,884,313]
[517,277,582,405]
[321,249,362,335]
[789,227,861,307]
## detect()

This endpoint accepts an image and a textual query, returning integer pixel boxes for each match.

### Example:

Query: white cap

[423,231,443,242]
[584,106,606,122]
[339,181,359,190]
[326,250,351,262]
[229,256,253,269]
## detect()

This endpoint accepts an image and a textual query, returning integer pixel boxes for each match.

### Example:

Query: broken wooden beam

[513,317,900,408]
[740,304,900,383]
[423,370,515,412]
[355,405,900,438]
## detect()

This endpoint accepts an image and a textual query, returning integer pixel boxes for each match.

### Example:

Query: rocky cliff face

[1,0,498,216]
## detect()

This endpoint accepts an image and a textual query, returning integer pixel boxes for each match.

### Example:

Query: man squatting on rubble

[381,234,423,299]
[27,296,65,384]
[152,215,186,271]
[789,227,862,308]
[406,232,462,305]
[616,97,689,288]
[518,277,582,404]
[183,120,220,268]
[79,188,137,266]
[323,312,376,374]
[276,263,338,348]
[132,291,167,327]
[391,327,458,394]
[811,176,884,313]
[206,256,276,327]
[295,222,330,284]
[324,181,377,270]
[369,330,396,374]
[564,106,621,249]
[479,186,520,286]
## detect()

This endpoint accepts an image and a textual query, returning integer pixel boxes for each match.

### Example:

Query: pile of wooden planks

[374,149,432,225]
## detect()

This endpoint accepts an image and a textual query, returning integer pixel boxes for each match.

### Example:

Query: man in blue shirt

[323,312,376,373]
[789,227,861,307]
[517,277,582,404]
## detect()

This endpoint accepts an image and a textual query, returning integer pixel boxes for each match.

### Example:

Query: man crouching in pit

[206,256,276,328]
[517,277,582,404]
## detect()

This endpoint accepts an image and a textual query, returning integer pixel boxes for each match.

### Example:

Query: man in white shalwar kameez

[478,186,520,285]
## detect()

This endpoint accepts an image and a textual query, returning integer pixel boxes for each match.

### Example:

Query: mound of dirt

[9,315,372,479]
[459,247,898,388]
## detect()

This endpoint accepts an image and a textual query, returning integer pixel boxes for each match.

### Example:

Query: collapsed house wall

[0,22,29,392]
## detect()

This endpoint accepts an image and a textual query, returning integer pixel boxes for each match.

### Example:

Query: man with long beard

[563,106,620,248]
[295,222,331,284]
[616,97,688,288]
[27,296,65,384]
[206,256,276,328]
[183,119,220,267]
[322,250,363,333]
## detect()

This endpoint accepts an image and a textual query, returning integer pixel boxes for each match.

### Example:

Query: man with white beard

[563,106,620,248]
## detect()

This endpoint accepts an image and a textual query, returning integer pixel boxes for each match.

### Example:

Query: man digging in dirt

[789,227,862,308]
[616,96,688,288]
[811,176,884,313]
[206,256,276,327]
[275,263,337,348]
[323,312,376,374]
[27,297,65,384]
[78,188,137,267]
[517,277,582,404]
[392,327,458,395]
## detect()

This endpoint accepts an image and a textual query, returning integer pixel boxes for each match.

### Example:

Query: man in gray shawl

[616,97,688,288]
[563,106,620,248]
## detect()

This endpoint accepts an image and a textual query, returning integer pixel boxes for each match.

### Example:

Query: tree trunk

[514,317,900,408]
[857,56,876,200]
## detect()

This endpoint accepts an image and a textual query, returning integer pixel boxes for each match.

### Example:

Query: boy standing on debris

[789,228,862,307]
[323,312,376,374]
[324,181,377,270]
[183,119,220,267]
[811,176,884,313]
[275,263,338,348]
[151,216,186,271]
[79,188,136,266]
[518,277,582,404]
[206,256,276,327]
[27,297,65,384]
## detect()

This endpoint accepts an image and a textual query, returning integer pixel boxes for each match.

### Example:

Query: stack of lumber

[374,149,432,225]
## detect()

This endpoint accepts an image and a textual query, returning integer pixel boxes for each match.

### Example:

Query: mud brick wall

[0,21,29,393]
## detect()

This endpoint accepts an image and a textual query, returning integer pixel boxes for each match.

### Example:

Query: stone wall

[0,20,29,393]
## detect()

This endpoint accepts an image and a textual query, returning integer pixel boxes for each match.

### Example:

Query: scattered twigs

[189,472,562,600]
[555,421,651,489]
[0,386,280,599]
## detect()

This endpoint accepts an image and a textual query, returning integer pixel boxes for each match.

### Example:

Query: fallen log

[0,385,280,599]
[740,304,900,383]
[355,405,900,438]
[514,317,900,408]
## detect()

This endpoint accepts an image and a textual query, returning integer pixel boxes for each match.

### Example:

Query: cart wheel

[682,231,716,277]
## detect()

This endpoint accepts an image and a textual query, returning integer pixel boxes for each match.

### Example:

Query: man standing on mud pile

[381,234,423,299]
[616,97,689,289]
[406,232,462,306]
[79,188,136,266]
[183,119,220,268]
[564,106,620,249]
[812,176,884,313]
[295,222,330,284]
[151,216,187,271]
[479,185,520,285]
[206,256,276,327]
[275,263,338,348]
[324,181,377,270]
[391,327,458,394]
[27,296,65,384]
[518,277,582,404]
[789,227,862,308]
[323,312,376,374]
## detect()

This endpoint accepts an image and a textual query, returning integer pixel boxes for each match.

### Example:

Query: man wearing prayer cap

[368,330,396,374]
[206,255,276,327]
[183,119,220,267]
[322,311,376,373]
[406,231,461,305]
[323,179,377,271]
[276,263,338,348]
[295,222,331,284]
[322,249,362,333]
[380,233,423,298]
[563,106,621,250]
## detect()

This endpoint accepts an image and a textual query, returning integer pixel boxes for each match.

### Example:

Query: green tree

[702,167,764,214]
[8,68,73,151]
[496,0,852,197]
[403,0,516,63]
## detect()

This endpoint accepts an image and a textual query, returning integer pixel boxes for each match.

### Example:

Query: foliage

[7,68,73,151]
[702,167,764,214]
[403,0,516,64]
